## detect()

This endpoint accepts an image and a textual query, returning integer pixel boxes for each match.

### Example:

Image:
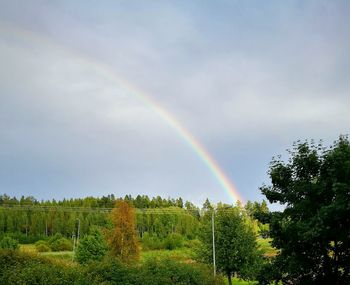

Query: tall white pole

[212,210,216,277]
[77,218,80,244]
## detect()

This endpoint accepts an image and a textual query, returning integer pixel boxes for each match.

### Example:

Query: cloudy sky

[0,1,349,207]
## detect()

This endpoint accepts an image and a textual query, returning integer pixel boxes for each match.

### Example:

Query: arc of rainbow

[0,23,243,203]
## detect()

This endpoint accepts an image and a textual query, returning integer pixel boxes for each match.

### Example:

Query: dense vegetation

[261,136,350,284]
[0,250,223,285]
[0,196,267,284]
[0,194,200,242]
[0,136,349,284]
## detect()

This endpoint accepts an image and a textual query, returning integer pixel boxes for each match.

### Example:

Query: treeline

[0,194,269,244]
[0,194,204,243]
[0,194,198,210]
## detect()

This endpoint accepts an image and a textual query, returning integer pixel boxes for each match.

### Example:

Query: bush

[163,233,184,250]
[142,233,185,251]
[0,236,19,250]
[141,233,164,250]
[48,234,73,251]
[75,230,107,264]
[141,257,224,285]
[0,250,223,285]
[86,258,141,284]
[86,256,224,285]
[51,238,72,251]
[0,250,94,285]
[15,233,46,244]
[35,240,51,252]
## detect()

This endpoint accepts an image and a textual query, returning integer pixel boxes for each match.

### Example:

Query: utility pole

[72,218,80,261]
[72,234,76,261]
[76,218,81,244]
[212,209,216,277]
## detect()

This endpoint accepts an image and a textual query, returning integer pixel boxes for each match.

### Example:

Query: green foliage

[141,248,193,263]
[75,229,107,264]
[87,256,224,285]
[163,233,184,250]
[0,236,19,250]
[48,234,73,251]
[141,232,164,250]
[198,206,263,285]
[258,223,270,239]
[261,136,350,284]
[141,232,187,251]
[35,240,51,252]
[0,194,200,241]
[0,250,93,285]
[244,201,270,224]
[141,257,224,285]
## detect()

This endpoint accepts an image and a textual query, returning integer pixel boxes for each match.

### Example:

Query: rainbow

[0,23,243,203]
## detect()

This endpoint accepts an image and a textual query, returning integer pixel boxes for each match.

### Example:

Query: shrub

[143,257,225,285]
[141,233,163,250]
[17,233,45,244]
[75,230,107,264]
[48,234,73,251]
[35,240,51,252]
[87,257,224,285]
[51,238,72,251]
[0,236,19,250]
[0,250,94,285]
[163,233,183,250]
[86,258,141,285]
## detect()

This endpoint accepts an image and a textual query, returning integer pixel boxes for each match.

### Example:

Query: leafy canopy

[198,204,262,285]
[261,136,350,285]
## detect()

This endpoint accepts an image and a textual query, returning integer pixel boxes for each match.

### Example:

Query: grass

[227,279,258,285]
[40,251,74,260]
[141,248,193,263]
[20,244,74,261]
[19,244,37,253]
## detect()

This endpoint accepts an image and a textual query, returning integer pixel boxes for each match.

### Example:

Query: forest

[0,137,349,285]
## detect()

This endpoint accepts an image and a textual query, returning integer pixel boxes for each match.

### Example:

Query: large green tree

[198,205,262,285]
[261,136,350,284]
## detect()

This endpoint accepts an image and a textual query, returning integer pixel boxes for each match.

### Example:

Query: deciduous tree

[108,200,140,262]
[198,205,262,285]
[261,136,350,284]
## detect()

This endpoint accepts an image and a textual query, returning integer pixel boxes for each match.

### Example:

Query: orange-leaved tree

[108,200,140,262]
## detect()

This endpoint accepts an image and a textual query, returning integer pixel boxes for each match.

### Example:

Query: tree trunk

[227,274,232,285]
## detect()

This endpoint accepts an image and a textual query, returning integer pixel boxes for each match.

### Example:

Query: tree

[198,205,262,285]
[202,198,213,211]
[261,136,350,284]
[75,228,107,264]
[244,200,270,224]
[108,200,140,262]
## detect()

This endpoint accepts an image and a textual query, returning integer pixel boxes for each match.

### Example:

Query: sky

[0,1,349,208]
